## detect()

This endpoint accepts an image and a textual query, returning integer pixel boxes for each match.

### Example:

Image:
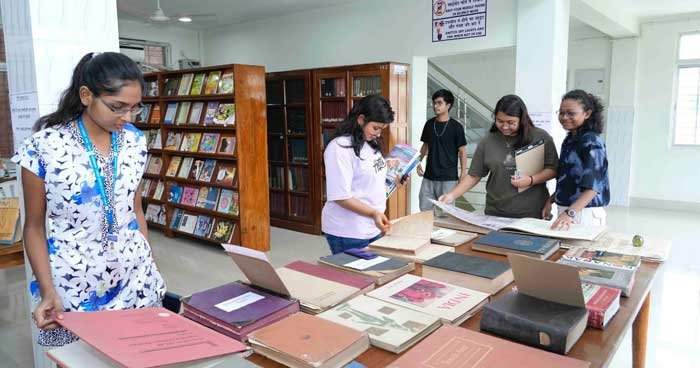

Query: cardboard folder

[515,139,545,193]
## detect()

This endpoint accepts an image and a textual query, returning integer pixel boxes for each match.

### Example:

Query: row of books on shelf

[135,101,235,126]
[320,100,346,123]
[267,138,308,163]
[352,76,382,97]
[320,77,346,97]
[170,208,237,242]
[163,131,236,154]
[146,155,237,187]
[145,70,234,97]
[141,178,165,201]
[169,184,240,216]
[270,191,285,215]
[269,166,308,192]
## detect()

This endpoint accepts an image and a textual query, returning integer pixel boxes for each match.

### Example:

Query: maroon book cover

[283,260,374,290]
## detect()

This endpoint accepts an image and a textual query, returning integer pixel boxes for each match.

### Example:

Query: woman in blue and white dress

[12,52,166,346]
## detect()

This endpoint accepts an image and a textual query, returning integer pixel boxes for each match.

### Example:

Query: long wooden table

[248,240,660,368]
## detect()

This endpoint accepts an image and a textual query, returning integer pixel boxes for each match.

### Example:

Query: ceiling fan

[148,0,215,23]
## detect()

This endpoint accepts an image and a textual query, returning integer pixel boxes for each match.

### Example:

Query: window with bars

[674,33,700,145]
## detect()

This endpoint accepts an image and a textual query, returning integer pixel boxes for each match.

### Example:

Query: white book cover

[366,274,489,324]
[178,214,198,234]
[317,295,441,353]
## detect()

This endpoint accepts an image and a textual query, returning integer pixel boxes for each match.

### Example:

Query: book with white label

[181,281,299,342]
[366,274,490,325]
[317,251,414,285]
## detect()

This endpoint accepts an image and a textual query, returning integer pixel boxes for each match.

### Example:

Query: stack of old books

[421,252,513,295]
[368,211,453,263]
[317,295,442,353]
[317,250,414,285]
[366,274,489,325]
[248,312,369,368]
[557,246,640,297]
[181,281,299,341]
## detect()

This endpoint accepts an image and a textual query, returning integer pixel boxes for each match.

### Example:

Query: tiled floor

[1,206,698,367]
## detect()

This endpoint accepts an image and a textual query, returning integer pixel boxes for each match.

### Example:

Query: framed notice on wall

[432,0,487,42]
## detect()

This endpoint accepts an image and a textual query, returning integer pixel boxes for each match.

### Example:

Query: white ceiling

[117,0,358,30]
[619,0,700,20]
[117,0,700,32]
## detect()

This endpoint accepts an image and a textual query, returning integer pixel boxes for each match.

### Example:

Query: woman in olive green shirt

[439,95,558,218]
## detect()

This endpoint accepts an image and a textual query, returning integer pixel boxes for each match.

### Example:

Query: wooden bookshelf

[264,62,409,235]
[140,64,270,251]
[0,241,24,269]
[265,70,317,234]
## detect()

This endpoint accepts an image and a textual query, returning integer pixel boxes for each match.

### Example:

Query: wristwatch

[565,209,577,218]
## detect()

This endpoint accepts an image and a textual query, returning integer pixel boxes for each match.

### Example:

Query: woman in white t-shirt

[322,95,395,254]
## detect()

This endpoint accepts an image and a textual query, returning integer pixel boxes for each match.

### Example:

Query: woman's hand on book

[373,211,391,233]
[32,289,64,330]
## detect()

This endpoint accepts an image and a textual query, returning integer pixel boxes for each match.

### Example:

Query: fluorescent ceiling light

[178,17,192,22]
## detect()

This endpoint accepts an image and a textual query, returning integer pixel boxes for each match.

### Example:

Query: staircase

[426,60,492,212]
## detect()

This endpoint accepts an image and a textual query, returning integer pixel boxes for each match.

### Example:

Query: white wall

[118,18,203,68]
[567,36,611,106]
[430,47,516,108]
[631,16,700,205]
[202,0,517,71]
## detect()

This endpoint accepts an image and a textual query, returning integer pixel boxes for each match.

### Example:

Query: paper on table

[562,232,671,262]
[430,228,456,240]
[343,256,390,270]
[430,199,516,231]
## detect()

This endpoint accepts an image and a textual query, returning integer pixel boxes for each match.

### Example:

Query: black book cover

[423,253,511,280]
[480,290,588,354]
[319,252,409,272]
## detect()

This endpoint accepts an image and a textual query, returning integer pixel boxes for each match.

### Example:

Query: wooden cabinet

[266,62,410,235]
[138,64,270,251]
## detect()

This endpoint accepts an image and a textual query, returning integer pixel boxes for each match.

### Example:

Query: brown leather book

[388,325,590,368]
[248,313,369,368]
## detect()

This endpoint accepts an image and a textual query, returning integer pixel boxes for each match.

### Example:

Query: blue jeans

[325,233,382,255]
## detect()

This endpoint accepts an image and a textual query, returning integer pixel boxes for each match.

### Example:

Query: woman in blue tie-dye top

[544,90,610,230]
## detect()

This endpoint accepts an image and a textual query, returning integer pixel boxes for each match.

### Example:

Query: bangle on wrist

[529,176,534,186]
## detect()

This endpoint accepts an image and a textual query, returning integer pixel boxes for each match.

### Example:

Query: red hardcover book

[388,325,590,368]
[283,260,374,290]
[582,282,621,329]
[55,307,247,368]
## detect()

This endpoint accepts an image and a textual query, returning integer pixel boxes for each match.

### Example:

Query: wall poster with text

[432,0,487,42]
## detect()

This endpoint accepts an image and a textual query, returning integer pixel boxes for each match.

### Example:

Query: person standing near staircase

[417,89,468,213]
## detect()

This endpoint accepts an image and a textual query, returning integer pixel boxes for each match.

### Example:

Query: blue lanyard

[77,117,118,233]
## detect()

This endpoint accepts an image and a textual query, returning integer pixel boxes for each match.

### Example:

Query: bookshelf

[265,70,318,234]
[265,62,410,235]
[137,64,270,251]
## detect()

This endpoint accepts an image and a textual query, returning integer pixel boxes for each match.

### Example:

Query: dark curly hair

[562,89,605,134]
[331,94,395,158]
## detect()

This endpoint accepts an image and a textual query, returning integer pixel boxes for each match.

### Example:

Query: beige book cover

[369,243,454,264]
[370,211,433,254]
[318,295,441,353]
[275,267,360,313]
[248,313,369,368]
[433,214,491,235]
[367,274,489,325]
[431,227,478,247]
